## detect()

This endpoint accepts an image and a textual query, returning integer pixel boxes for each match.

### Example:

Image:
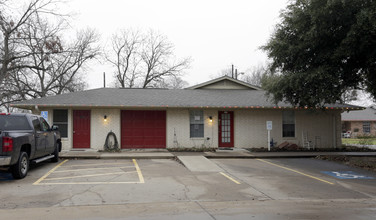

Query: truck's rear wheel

[51,142,60,163]
[11,152,29,179]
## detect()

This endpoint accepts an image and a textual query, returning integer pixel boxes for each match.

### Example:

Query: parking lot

[1,157,376,219]
[33,159,144,185]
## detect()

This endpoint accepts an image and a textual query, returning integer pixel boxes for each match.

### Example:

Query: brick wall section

[90,109,121,150]
[40,108,122,151]
[39,108,342,150]
[232,109,341,148]
[296,110,341,148]
[166,109,218,148]
[345,121,376,137]
[234,109,280,148]
[167,108,341,149]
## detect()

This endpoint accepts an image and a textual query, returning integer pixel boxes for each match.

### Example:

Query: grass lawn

[342,138,376,145]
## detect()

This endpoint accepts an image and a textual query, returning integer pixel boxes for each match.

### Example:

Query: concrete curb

[60,155,175,159]
[59,152,175,160]
[99,155,175,159]
[204,155,316,159]
[59,152,376,160]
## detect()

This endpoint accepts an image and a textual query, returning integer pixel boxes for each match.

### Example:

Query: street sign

[41,111,48,122]
[266,121,272,130]
[266,121,273,151]
[321,171,375,179]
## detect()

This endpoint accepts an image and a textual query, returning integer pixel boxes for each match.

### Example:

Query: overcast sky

[63,0,289,89]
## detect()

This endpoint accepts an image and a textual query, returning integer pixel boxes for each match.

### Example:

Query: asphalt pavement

[1,156,376,219]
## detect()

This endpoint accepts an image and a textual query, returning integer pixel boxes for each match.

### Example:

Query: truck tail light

[2,137,13,152]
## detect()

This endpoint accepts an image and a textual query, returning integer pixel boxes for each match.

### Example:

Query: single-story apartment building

[11,76,362,151]
[342,107,376,137]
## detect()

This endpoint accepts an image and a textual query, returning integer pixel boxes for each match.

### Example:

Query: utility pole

[235,69,238,79]
[103,72,106,88]
[231,64,234,78]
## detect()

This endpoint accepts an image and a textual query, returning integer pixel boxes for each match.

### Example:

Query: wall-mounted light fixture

[104,115,107,122]
[209,116,213,122]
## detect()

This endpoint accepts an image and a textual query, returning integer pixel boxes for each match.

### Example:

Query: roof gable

[186,76,261,90]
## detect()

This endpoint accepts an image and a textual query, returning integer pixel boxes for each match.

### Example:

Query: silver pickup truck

[0,113,61,179]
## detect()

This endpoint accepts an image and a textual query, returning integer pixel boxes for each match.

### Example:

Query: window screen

[53,109,68,138]
[282,111,295,137]
[363,121,371,133]
[190,110,204,138]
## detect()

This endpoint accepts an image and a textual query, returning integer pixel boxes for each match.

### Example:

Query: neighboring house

[342,107,376,137]
[11,76,362,151]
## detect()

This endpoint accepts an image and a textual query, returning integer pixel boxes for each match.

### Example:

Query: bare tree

[108,29,191,88]
[141,31,190,88]
[46,28,100,95]
[0,76,25,112]
[0,0,61,86]
[167,76,189,89]
[151,76,189,89]
[211,65,243,79]
[0,1,100,111]
[240,64,270,87]
[216,67,233,78]
[9,26,100,99]
[106,29,142,88]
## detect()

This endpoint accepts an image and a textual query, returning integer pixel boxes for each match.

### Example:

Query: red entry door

[73,110,91,148]
[121,110,166,148]
[218,111,234,148]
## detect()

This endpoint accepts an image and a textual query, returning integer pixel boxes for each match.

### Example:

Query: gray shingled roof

[342,107,376,121]
[11,88,362,110]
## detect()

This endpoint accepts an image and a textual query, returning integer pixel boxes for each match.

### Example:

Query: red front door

[73,110,91,148]
[121,110,166,148]
[218,111,234,148]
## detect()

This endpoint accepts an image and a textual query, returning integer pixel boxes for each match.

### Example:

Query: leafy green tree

[262,0,376,107]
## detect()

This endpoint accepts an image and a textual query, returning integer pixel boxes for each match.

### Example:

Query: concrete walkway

[177,156,223,172]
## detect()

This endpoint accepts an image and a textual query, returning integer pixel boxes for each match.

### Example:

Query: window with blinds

[282,111,295,137]
[190,110,204,138]
[53,109,68,138]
